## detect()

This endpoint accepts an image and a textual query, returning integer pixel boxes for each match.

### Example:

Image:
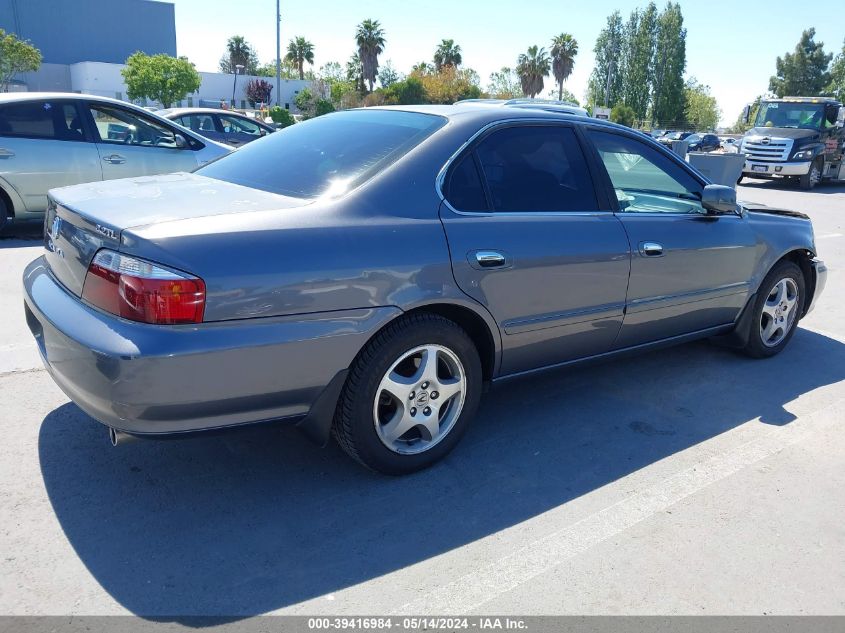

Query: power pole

[276,0,281,107]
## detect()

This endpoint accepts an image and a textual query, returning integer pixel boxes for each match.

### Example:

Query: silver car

[158,107,275,147]
[24,105,827,474]
[0,93,230,230]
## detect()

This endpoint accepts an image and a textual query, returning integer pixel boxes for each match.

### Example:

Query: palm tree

[355,19,386,92]
[285,36,315,80]
[516,45,551,98]
[433,39,462,71]
[550,33,578,102]
[222,35,252,73]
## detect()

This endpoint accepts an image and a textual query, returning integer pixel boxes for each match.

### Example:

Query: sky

[171,0,845,127]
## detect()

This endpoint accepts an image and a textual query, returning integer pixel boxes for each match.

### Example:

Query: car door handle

[102,154,126,164]
[0,148,15,158]
[640,242,664,257]
[473,250,508,268]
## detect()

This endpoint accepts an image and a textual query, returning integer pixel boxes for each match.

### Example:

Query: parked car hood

[49,173,310,232]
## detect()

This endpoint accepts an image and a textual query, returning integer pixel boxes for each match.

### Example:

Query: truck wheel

[799,158,823,190]
[332,313,482,475]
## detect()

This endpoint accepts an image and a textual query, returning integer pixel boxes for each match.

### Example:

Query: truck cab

[739,97,845,189]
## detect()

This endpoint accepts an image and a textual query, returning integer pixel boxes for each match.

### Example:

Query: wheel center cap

[415,392,429,406]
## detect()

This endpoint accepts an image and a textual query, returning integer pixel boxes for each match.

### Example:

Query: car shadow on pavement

[38,327,845,620]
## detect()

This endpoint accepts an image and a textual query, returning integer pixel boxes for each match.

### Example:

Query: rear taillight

[82,250,205,324]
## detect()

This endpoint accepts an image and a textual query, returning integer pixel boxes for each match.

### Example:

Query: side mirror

[741,104,751,125]
[701,184,737,214]
[174,134,188,149]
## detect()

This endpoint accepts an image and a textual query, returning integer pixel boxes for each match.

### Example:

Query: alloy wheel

[760,277,799,348]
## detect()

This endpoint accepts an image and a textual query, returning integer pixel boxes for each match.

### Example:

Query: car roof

[0,91,144,106]
[158,107,255,117]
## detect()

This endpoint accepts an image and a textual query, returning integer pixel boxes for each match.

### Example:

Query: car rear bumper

[806,258,827,315]
[23,256,399,435]
[743,160,810,177]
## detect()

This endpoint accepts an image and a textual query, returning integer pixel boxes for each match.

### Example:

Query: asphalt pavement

[1,180,843,617]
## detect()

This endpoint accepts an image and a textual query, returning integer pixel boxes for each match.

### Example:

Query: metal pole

[232,65,243,107]
[276,0,281,106]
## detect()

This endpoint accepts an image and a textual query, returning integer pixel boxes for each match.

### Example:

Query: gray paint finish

[22,104,825,438]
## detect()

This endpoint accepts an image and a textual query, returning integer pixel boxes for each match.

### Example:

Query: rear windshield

[197,109,446,199]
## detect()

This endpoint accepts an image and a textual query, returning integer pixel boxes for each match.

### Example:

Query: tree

[826,39,845,101]
[378,60,401,88]
[415,66,481,103]
[770,28,833,97]
[285,36,315,80]
[0,30,41,91]
[586,11,624,109]
[355,19,386,92]
[610,103,636,127]
[434,39,462,71]
[346,53,365,92]
[487,67,523,99]
[255,58,298,79]
[516,45,550,98]
[651,2,686,125]
[620,2,657,119]
[220,35,259,75]
[544,87,579,105]
[294,87,334,119]
[550,33,578,102]
[383,76,427,104]
[245,79,273,107]
[684,77,720,130]
[412,61,435,75]
[121,52,201,109]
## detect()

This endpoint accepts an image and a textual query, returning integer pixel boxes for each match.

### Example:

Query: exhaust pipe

[108,427,137,446]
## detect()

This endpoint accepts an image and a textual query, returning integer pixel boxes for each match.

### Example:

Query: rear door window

[473,125,598,212]
[0,100,85,141]
[444,154,489,212]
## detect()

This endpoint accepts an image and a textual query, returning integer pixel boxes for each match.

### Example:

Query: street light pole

[276,0,281,107]
[232,64,244,108]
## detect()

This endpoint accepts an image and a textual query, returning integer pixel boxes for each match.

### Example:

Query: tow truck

[739,96,845,189]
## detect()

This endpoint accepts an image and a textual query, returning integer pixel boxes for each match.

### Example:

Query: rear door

[216,113,266,146]
[439,122,631,376]
[584,128,758,348]
[0,98,100,212]
[83,101,200,180]
[173,113,228,145]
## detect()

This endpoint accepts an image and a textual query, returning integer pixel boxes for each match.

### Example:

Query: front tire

[741,261,805,358]
[332,313,482,475]
[799,158,823,190]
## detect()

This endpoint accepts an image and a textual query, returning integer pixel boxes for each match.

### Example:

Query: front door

[585,128,758,349]
[84,102,199,180]
[439,123,631,376]
[216,113,266,146]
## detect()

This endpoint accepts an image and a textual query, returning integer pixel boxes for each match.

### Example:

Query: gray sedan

[23,104,827,474]
[158,107,275,147]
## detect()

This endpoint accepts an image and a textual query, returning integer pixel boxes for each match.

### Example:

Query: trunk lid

[44,172,310,296]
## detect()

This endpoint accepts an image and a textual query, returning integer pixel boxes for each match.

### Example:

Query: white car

[0,93,231,230]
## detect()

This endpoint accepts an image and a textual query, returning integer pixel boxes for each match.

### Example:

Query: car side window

[588,130,704,214]
[0,100,84,142]
[219,114,263,136]
[445,153,488,212]
[474,125,598,212]
[87,104,184,149]
[176,114,216,134]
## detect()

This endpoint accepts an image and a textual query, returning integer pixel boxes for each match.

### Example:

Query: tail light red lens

[82,250,205,324]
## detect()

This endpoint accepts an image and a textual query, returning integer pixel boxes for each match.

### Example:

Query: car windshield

[666,132,683,140]
[754,102,825,130]
[686,134,702,142]
[197,109,446,199]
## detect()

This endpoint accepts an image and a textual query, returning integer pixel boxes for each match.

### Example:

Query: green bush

[315,99,335,116]
[610,104,637,127]
[269,106,295,127]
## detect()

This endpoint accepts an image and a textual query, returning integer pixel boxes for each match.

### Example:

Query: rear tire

[740,261,805,359]
[332,313,482,475]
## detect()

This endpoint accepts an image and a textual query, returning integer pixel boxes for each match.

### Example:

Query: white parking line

[816,233,843,239]
[392,400,843,615]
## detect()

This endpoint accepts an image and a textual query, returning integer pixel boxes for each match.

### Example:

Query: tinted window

[589,130,704,214]
[0,100,84,141]
[219,114,263,136]
[198,110,445,199]
[176,114,216,133]
[474,126,597,212]
[445,154,488,211]
[88,104,184,149]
